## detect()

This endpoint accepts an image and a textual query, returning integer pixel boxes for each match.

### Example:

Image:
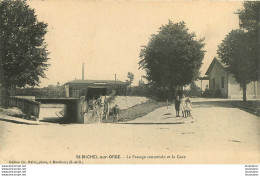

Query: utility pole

[258,11,260,100]
[82,63,85,80]
[201,79,203,95]
[0,23,4,106]
[0,23,3,86]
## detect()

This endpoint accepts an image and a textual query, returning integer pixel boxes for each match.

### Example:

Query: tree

[236,1,260,32]
[125,72,134,96]
[139,21,205,95]
[237,1,260,87]
[182,82,201,98]
[189,82,201,93]
[127,72,134,88]
[217,2,259,101]
[217,30,258,101]
[138,79,145,87]
[0,0,50,89]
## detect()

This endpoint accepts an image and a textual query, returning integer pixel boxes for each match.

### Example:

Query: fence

[12,89,81,99]
[11,89,66,98]
[8,97,41,119]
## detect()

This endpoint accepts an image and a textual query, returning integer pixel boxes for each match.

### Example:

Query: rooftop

[205,57,228,75]
[64,79,126,85]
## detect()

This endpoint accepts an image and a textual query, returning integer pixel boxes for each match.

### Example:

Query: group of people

[175,95,193,118]
[86,95,119,123]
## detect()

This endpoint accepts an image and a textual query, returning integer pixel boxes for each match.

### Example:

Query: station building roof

[64,79,126,85]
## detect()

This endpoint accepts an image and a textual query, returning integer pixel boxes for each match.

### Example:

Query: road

[0,100,259,164]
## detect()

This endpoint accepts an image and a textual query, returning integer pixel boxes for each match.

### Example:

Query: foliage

[126,72,134,87]
[0,0,50,89]
[131,79,148,97]
[218,30,258,84]
[184,82,201,97]
[218,2,259,101]
[236,1,260,32]
[139,20,205,89]
[138,79,145,87]
[125,72,134,95]
[131,84,175,101]
[13,86,65,98]
[190,82,200,92]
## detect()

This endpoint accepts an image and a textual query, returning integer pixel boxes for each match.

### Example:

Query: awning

[199,76,209,80]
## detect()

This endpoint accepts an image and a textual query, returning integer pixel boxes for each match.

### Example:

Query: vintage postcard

[0,0,259,166]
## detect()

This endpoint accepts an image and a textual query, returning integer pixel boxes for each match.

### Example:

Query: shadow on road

[193,100,259,117]
[193,101,236,108]
[40,117,66,124]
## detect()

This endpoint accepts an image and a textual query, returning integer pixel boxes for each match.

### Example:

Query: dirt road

[0,100,259,164]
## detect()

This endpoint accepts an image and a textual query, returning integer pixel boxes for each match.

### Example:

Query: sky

[27,0,243,87]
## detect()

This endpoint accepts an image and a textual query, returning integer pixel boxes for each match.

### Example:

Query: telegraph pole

[82,62,85,80]
[0,23,3,86]
[0,22,4,106]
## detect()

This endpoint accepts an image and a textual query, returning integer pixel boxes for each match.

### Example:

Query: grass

[0,107,25,118]
[118,100,168,122]
[230,100,260,116]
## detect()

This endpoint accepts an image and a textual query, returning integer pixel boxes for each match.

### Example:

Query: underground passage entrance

[39,104,66,123]
[85,87,107,100]
[36,98,84,123]
[35,86,115,124]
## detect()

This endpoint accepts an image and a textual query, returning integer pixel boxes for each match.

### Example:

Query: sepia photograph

[0,0,259,167]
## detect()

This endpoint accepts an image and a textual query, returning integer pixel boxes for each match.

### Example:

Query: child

[179,95,186,117]
[185,98,193,118]
[175,96,181,117]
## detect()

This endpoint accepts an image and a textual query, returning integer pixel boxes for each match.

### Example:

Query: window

[221,76,224,88]
[212,78,215,89]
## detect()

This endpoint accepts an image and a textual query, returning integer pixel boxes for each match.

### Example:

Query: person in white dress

[96,95,105,122]
[179,95,186,117]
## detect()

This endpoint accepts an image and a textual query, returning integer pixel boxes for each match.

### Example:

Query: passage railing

[8,97,41,119]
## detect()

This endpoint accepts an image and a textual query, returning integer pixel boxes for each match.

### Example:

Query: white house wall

[208,62,228,97]
[227,74,258,99]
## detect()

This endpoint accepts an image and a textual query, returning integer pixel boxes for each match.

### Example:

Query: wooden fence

[8,97,41,119]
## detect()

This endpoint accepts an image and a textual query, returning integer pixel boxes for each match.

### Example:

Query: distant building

[64,79,127,98]
[204,57,259,99]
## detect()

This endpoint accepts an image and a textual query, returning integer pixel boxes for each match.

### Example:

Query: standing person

[175,96,181,117]
[179,94,186,117]
[185,98,193,118]
[100,95,105,122]
[97,95,105,122]
[103,96,109,122]
[112,105,119,123]
[92,97,97,117]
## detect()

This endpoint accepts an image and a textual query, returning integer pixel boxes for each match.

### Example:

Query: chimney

[82,63,85,80]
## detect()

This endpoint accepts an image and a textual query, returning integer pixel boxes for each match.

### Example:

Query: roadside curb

[119,116,194,124]
[0,114,45,125]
